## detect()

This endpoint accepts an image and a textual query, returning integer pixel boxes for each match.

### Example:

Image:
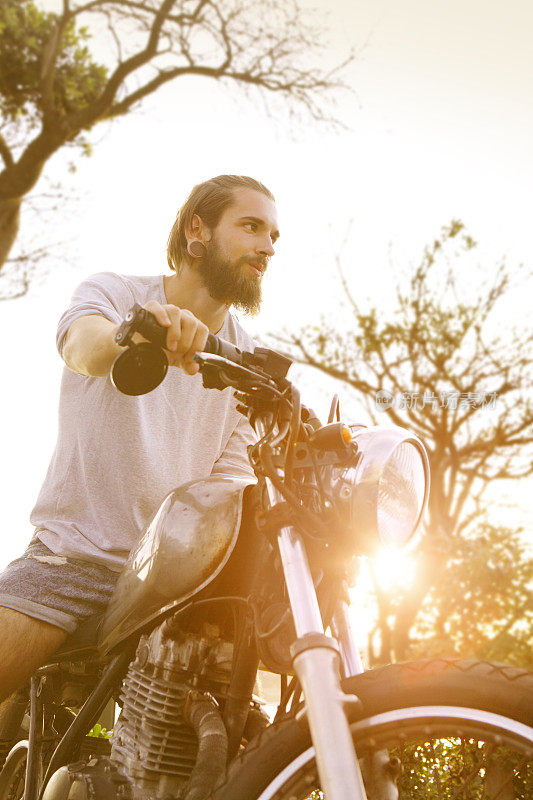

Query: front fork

[271,504,402,800]
[332,597,401,800]
[256,417,368,800]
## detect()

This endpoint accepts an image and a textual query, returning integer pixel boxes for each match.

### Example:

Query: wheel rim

[0,742,27,800]
[257,706,533,799]
[4,763,25,800]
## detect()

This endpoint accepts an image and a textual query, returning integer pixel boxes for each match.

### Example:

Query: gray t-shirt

[30,272,258,572]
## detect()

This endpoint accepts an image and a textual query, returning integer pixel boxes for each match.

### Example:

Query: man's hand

[142,301,209,376]
[63,304,209,379]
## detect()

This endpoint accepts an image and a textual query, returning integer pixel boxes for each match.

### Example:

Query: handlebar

[111,303,293,396]
[114,303,248,365]
[111,303,325,440]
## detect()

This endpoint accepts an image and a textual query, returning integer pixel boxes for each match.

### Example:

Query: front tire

[211,659,533,799]
[0,740,28,800]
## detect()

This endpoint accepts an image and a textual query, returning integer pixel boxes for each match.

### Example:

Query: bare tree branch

[267,221,533,663]
[0,0,353,272]
[0,134,14,169]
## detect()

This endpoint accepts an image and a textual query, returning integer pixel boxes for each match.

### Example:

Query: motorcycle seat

[52,612,105,663]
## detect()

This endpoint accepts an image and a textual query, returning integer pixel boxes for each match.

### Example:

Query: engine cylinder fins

[112,744,198,773]
[112,728,198,776]
[110,663,199,789]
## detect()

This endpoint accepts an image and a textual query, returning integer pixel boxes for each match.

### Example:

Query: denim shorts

[0,536,119,634]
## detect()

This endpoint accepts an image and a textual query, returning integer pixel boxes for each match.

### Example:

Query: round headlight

[376,439,428,546]
[330,426,430,552]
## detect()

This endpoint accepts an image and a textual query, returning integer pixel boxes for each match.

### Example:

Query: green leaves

[87,723,113,739]
[414,521,533,668]
[0,0,108,124]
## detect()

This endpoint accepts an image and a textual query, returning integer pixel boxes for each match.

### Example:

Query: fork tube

[255,419,367,800]
[332,595,365,678]
[271,517,324,636]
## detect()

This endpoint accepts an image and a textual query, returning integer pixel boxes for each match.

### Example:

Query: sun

[345,548,418,659]
[371,548,417,592]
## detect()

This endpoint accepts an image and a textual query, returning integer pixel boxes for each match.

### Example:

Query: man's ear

[187,213,212,244]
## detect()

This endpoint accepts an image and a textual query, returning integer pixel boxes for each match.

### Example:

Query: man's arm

[62,302,210,378]
[211,414,258,483]
[62,314,122,377]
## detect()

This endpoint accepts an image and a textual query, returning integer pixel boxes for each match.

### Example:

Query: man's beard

[197,241,262,316]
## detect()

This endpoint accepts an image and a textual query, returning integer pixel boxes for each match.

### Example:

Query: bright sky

[0,0,531,570]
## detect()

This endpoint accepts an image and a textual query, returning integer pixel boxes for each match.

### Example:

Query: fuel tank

[98,475,253,654]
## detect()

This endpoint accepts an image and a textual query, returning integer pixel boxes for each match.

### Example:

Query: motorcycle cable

[256,406,291,451]
[296,408,334,505]
[162,592,302,649]
[258,382,335,516]
[160,595,253,641]
[247,598,292,642]
[258,447,333,544]
[283,384,302,491]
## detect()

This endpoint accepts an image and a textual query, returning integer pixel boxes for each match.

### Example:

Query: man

[0,175,279,712]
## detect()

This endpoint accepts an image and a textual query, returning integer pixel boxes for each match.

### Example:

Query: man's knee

[0,607,68,702]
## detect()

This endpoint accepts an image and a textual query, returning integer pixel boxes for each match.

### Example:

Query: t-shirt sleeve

[56,272,133,356]
[210,414,258,484]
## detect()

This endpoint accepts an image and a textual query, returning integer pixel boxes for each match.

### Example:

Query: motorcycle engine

[109,619,234,800]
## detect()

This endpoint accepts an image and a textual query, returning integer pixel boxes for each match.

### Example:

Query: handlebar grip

[202,333,245,365]
[135,308,168,349]
[125,306,246,365]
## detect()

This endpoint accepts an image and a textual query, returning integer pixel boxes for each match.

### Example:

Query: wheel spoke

[252,718,532,799]
[176,661,533,800]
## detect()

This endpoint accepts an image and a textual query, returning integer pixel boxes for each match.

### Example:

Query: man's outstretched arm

[62,314,123,377]
[62,302,209,378]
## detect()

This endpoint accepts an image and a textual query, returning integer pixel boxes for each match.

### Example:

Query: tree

[268,220,533,666]
[412,519,533,669]
[0,0,352,277]
[0,172,78,299]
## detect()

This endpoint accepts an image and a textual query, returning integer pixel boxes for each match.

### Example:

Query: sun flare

[346,549,418,659]
[371,548,417,592]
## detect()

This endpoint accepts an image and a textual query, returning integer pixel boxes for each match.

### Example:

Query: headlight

[329,425,430,551]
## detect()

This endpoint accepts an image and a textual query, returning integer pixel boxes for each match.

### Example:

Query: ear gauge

[187,241,207,258]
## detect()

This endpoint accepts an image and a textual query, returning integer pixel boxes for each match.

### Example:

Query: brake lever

[194,352,275,392]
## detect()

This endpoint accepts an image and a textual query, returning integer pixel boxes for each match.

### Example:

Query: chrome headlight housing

[328,425,430,552]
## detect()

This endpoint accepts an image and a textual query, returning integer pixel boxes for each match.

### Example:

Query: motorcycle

[0,303,531,800]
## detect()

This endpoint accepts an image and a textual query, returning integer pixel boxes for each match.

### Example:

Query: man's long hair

[167,175,274,273]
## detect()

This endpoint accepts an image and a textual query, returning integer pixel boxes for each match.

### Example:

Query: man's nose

[257,236,275,258]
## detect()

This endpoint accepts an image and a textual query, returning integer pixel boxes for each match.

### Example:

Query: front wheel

[0,740,28,800]
[211,659,533,799]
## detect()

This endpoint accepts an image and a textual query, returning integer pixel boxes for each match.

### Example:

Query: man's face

[198,188,279,315]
